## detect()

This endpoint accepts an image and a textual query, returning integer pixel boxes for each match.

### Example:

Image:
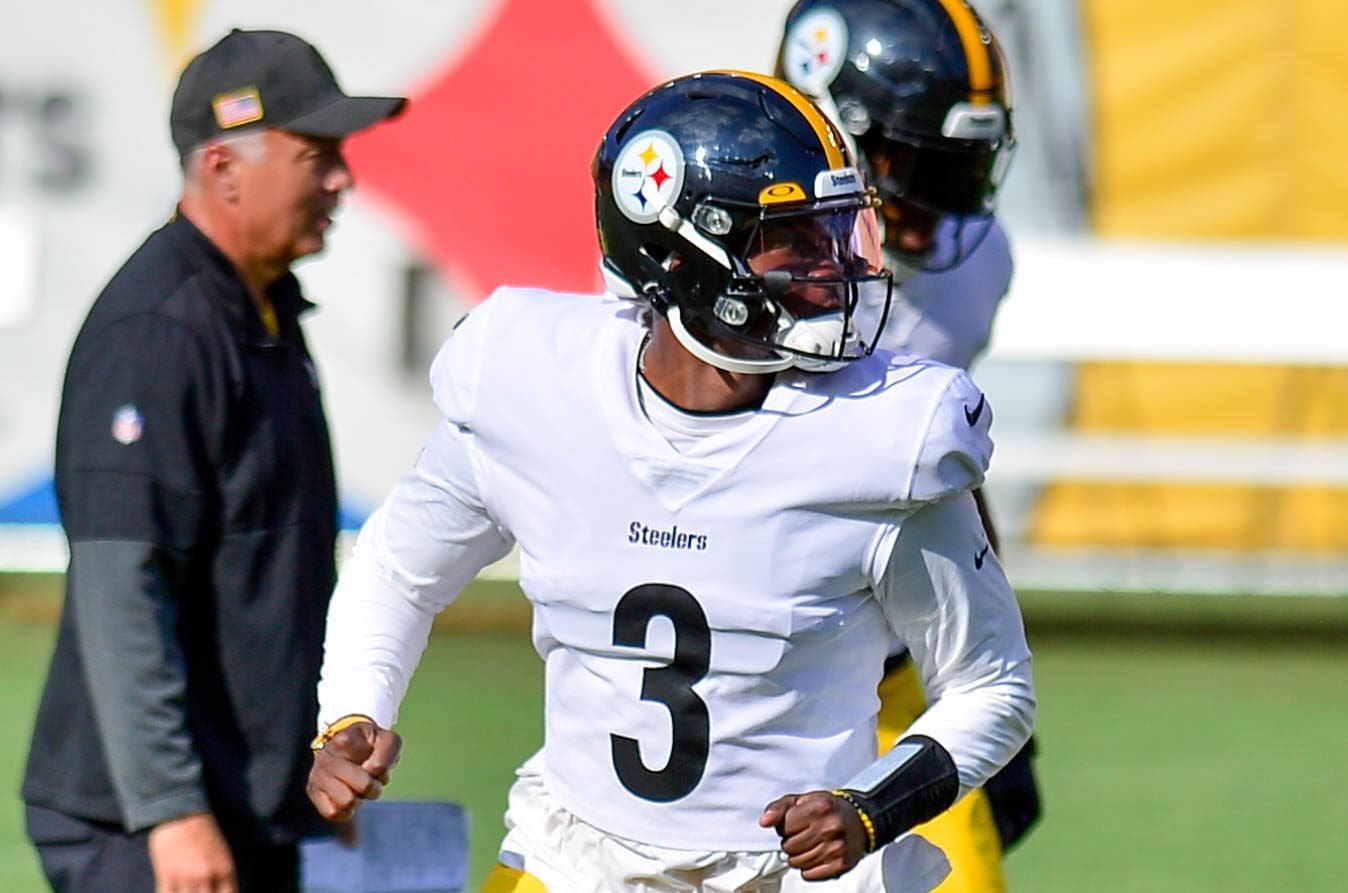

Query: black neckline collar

[164,211,314,343]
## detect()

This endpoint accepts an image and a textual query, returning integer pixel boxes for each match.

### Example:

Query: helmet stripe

[708,69,847,170]
[933,0,995,99]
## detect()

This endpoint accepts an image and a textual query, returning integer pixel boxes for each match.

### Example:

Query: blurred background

[0,1,1345,890]
[3,0,1347,593]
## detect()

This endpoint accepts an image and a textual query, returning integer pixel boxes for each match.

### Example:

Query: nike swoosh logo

[964,394,986,426]
[975,544,990,569]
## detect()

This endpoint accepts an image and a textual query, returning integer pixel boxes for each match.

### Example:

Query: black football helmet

[593,70,892,374]
[776,0,1014,261]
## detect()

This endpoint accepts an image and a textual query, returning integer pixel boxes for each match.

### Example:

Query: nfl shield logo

[111,404,143,445]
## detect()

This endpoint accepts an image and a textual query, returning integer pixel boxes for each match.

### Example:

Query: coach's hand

[148,811,237,893]
[760,789,868,880]
[307,719,403,822]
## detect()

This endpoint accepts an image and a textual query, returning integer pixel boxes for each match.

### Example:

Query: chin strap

[614,197,874,374]
[668,301,859,375]
[666,306,794,374]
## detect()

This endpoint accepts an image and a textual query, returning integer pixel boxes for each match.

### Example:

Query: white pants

[495,752,950,893]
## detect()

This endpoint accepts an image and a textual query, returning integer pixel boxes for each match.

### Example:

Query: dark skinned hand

[306,720,403,823]
[759,789,869,880]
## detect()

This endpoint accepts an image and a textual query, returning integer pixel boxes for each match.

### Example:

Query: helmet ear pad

[657,249,777,341]
[636,238,828,365]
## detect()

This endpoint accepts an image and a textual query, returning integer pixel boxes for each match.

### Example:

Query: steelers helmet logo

[612,129,685,224]
[782,7,849,97]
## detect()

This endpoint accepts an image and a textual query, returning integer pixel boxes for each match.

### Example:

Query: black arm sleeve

[56,315,221,830]
[841,734,960,850]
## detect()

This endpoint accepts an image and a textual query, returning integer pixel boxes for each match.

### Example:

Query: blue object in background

[0,474,371,530]
[300,800,469,893]
[0,476,58,524]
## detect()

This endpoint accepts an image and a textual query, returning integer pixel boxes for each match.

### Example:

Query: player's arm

[315,305,508,739]
[310,418,512,818]
[812,492,1030,863]
[882,369,1033,785]
[872,492,1035,805]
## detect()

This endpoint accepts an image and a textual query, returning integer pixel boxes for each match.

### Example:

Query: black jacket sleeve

[55,313,222,830]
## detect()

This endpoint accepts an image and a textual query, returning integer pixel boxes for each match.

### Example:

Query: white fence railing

[979,236,1348,596]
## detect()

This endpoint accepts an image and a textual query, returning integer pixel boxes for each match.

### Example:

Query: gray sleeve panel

[68,540,209,831]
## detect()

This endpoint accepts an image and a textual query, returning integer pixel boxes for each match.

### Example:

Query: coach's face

[238,129,353,268]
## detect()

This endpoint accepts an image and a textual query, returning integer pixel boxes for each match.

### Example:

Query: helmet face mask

[594,71,893,375]
[859,125,1009,273]
[776,0,1016,272]
[690,200,891,372]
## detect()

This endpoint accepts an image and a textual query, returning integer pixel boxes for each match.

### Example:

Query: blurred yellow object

[1083,0,1348,240]
[1065,364,1348,435]
[1032,363,1348,551]
[1049,5,1348,553]
[877,658,1006,892]
[148,0,205,76]
[1032,481,1348,551]
[480,863,548,893]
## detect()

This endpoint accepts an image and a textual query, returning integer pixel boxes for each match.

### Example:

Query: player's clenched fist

[307,716,403,822]
[759,790,869,880]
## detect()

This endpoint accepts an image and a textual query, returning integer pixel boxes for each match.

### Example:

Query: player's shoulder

[428,286,635,422]
[821,351,993,503]
[821,348,972,407]
[878,351,989,443]
[897,356,992,502]
[450,286,626,344]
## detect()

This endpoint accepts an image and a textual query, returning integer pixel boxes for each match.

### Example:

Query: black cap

[170,28,407,156]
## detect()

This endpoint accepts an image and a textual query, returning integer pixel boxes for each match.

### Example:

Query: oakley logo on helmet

[612,129,685,225]
[781,7,849,96]
[760,183,808,205]
[941,104,1008,141]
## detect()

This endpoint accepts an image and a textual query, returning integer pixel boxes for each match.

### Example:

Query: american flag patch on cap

[213,87,264,129]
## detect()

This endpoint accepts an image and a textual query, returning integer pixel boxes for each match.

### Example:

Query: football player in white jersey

[776,2,1040,890]
[305,71,1034,893]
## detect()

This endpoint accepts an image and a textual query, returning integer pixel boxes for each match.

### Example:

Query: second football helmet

[776,0,1015,222]
[593,71,892,375]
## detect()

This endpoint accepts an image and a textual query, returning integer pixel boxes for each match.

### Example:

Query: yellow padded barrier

[1081,0,1348,239]
[1031,363,1348,551]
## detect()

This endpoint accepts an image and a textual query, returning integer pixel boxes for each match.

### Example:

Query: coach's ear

[195,138,245,202]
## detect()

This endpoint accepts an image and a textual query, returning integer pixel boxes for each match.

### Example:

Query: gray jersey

[880,216,1012,371]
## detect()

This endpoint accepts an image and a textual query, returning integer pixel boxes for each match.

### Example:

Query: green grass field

[1,577,1345,891]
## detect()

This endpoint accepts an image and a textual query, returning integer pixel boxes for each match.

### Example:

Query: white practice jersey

[880,216,1012,369]
[318,288,1034,853]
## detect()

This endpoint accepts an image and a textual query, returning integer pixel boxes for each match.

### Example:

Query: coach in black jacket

[22,29,403,892]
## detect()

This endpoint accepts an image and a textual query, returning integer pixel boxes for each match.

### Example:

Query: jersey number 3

[610,583,710,802]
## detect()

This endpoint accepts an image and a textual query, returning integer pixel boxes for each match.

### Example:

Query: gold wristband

[833,789,878,852]
[310,714,376,751]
